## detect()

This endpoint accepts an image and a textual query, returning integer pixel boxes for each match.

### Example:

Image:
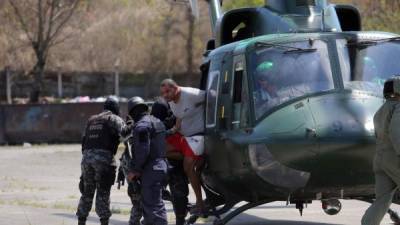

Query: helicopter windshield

[337,39,400,95]
[249,40,334,120]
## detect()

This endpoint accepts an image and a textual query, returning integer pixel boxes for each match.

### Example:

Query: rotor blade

[189,0,200,18]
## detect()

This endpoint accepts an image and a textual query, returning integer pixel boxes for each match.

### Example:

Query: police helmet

[151,98,169,122]
[104,96,120,115]
[128,96,149,114]
[383,76,400,99]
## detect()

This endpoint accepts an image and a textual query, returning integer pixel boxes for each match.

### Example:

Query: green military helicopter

[182,0,400,224]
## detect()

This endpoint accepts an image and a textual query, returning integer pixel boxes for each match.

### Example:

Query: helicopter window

[337,39,400,95]
[233,63,243,103]
[232,60,250,129]
[233,23,252,42]
[249,40,334,119]
[206,71,220,128]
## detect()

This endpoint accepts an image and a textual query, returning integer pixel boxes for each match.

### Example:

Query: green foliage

[223,0,265,11]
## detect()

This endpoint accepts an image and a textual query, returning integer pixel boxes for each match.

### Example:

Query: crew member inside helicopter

[254,60,280,116]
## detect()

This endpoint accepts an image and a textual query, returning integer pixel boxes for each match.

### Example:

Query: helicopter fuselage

[201,31,398,204]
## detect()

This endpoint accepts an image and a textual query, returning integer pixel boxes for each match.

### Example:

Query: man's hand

[175,118,182,131]
[127,171,141,182]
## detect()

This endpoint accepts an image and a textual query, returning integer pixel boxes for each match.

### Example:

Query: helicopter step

[185,200,272,225]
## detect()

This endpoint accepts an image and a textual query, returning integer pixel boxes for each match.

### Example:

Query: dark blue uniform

[130,115,168,225]
[168,159,189,223]
[151,98,189,225]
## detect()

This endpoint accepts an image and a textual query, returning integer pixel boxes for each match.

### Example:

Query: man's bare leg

[183,156,204,213]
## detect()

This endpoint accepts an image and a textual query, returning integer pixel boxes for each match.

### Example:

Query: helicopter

[174,0,400,224]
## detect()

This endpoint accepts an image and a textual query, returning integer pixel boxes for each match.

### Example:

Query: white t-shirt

[169,87,205,137]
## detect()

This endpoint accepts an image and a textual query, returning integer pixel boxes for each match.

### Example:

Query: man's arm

[81,120,90,153]
[389,104,400,155]
[130,126,151,174]
[109,115,132,142]
[193,89,206,107]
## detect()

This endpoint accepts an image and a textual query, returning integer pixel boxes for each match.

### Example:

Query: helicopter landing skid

[185,201,237,225]
[185,199,272,225]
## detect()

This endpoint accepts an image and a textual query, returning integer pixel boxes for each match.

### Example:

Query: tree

[223,0,264,10]
[6,0,80,102]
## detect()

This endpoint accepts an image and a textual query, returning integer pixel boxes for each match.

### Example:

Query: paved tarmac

[0,144,399,225]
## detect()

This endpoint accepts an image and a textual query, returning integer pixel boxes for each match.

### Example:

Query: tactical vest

[138,115,166,161]
[83,111,120,155]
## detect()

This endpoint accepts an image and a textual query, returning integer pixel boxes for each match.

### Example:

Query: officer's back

[126,96,168,225]
[131,114,166,172]
[77,97,126,225]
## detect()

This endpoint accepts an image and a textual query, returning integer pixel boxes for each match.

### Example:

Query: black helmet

[128,96,148,114]
[151,98,169,122]
[104,96,120,115]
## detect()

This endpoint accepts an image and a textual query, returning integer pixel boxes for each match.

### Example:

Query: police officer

[126,97,168,225]
[151,98,189,225]
[76,97,126,225]
[362,76,400,225]
[117,115,143,225]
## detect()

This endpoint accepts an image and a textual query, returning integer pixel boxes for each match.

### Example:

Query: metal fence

[0,103,129,144]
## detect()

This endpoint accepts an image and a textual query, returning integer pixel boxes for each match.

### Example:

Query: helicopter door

[231,55,250,130]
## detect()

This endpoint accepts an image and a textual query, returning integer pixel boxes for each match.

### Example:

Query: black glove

[116,166,125,189]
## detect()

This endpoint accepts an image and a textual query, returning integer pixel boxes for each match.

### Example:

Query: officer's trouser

[169,163,189,221]
[76,161,115,220]
[128,181,143,225]
[362,153,400,225]
[141,167,168,225]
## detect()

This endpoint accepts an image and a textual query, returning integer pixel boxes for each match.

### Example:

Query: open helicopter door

[205,54,253,180]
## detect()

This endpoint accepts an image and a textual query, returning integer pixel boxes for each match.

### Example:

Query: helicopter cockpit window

[206,71,220,128]
[337,39,400,95]
[249,40,334,119]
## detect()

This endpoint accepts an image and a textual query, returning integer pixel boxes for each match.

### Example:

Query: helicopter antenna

[206,0,222,35]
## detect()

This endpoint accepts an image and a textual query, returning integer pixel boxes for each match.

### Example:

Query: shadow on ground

[54,211,344,225]
[53,213,127,225]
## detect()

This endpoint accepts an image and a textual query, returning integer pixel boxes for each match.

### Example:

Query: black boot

[78,218,86,225]
[176,216,186,225]
[100,218,109,225]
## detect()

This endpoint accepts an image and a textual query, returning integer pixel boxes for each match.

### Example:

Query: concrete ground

[0,144,399,225]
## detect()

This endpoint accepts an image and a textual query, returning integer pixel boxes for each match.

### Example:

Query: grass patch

[2,176,50,192]
[111,206,131,215]
[67,194,77,199]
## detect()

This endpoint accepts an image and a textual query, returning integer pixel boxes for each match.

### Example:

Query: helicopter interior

[250,40,333,119]
[221,10,259,45]
[337,39,400,93]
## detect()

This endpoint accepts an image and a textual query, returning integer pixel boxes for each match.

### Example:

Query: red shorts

[166,133,203,160]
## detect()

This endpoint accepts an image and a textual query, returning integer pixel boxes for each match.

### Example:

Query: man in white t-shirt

[160,79,206,215]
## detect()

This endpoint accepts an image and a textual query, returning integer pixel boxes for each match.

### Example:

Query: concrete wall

[0,107,5,144]
[0,103,129,144]
[0,70,200,102]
